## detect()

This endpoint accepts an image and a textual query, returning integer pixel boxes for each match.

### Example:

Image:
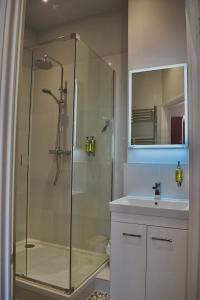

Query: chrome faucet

[152,182,161,200]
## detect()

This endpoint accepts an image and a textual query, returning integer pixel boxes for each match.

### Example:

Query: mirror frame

[128,63,188,149]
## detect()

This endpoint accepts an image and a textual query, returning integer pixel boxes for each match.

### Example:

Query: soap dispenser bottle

[175,161,183,187]
[85,136,90,154]
[90,136,96,156]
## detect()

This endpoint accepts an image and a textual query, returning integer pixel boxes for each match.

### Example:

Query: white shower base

[16,239,107,290]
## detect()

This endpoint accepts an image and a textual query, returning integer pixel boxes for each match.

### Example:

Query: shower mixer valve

[49,149,71,155]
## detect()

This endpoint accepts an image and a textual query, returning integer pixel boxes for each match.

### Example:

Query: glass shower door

[15,38,76,292]
[15,49,32,276]
[71,39,114,289]
[25,39,75,290]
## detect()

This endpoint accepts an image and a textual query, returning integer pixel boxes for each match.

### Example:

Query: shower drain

[24,243,35,249]
[87,291,109,300]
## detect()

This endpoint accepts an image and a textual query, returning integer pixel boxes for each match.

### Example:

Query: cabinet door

[110,222,146,300]
[146,226,188,300]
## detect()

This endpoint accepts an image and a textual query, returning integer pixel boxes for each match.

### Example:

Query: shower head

[34,53,63,71]
[34,58,53,70]
[43,54,63,68]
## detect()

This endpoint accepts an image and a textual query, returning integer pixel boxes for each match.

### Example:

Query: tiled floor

[16,240,107,289]
[96,265,110,281]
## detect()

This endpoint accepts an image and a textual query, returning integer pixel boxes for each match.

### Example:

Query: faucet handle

[152,182,161,198]
[152,182,160,189]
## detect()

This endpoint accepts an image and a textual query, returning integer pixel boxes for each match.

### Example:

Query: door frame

[0,0,26,299]
[186,0,200,299]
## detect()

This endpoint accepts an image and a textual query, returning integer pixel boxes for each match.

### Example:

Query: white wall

[104,53,128,199]
[37,11,128,57]
[124,163,189,199]
[162,67,184,105]
[128,0,187,70]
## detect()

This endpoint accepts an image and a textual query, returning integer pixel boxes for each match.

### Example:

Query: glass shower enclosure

[15,34,114,293]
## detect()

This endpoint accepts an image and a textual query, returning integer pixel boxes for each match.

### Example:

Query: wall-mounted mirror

[128,64,188,148]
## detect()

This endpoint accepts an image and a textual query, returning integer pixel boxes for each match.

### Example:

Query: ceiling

[26,0,127,32]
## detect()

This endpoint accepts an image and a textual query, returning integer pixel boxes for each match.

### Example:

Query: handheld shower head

[42,88,51,94]
[42,88,62,105]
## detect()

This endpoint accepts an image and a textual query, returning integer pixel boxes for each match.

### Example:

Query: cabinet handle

[151,237,172,243]
[122,233,142,238]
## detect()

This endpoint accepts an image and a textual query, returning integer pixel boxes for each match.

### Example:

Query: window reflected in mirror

[129,64,188,148]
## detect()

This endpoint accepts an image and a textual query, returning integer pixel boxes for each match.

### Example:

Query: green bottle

[175,161,183,187]
[85,137,90,154]
[89,136,93,154]
[91,136,96,156]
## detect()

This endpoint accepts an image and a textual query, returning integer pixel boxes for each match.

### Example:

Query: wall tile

[124,163,189,200]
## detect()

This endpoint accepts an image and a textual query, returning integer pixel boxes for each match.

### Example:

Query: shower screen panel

[70,39,114,289]
[15,49,33,276]
[15,36,114,293]
[16,38,76,291]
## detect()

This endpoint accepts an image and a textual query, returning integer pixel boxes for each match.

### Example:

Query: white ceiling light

[42,0,49,3]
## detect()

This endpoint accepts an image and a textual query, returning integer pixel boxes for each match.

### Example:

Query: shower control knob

[49,149,71,155]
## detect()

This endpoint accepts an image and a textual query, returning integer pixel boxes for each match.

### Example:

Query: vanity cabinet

[146,226,187,300]
[110,221,188,300]
[110,222,146,300]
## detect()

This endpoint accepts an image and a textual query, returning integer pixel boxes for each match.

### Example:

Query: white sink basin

[110,196,189,219]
